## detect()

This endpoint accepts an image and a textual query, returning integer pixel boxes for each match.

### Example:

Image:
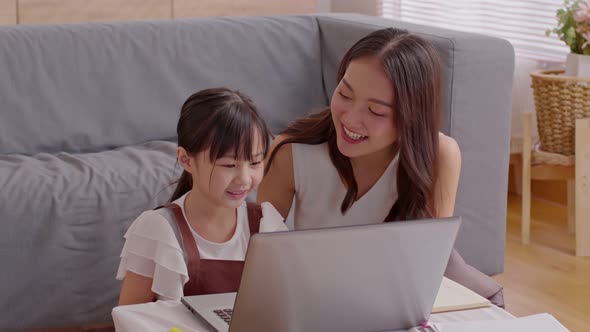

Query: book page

[433,313,569,332]
[432,277,491,313]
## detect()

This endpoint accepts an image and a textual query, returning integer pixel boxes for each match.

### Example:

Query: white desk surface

[112,300,514,332]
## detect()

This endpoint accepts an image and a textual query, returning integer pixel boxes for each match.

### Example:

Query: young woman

[257,28,504,307]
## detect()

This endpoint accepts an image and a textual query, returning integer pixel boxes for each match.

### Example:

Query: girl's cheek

[252,169,264,186]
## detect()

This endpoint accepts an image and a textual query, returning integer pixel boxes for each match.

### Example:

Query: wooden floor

[494,193,590,332]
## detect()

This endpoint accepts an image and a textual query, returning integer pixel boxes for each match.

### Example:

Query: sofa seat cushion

[0,140,179,329]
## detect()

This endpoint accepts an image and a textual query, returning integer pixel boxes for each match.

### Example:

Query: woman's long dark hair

[265,28,442,221]
[169,87,271,202]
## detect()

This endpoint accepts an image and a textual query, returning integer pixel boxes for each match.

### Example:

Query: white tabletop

[112,300,515,332]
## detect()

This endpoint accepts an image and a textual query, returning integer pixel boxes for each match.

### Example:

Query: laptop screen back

[229,217,461,332]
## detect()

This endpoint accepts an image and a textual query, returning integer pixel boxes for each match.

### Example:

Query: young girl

[257,28,504,307]
[117,88,287,305]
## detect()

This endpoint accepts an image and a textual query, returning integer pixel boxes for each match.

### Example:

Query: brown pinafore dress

[158,202,262,296]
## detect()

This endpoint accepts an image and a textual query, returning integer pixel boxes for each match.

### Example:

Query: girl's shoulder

[118,209,188,300]
[124,209,180,248]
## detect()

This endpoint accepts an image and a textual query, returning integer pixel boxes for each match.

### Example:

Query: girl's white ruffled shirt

[116,192,286,301]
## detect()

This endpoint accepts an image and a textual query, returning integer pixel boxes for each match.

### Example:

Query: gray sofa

[0,14,514,329]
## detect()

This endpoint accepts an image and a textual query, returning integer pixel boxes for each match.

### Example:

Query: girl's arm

[118,271,156,305]
[257,135,296,219]
[434,133,462,218]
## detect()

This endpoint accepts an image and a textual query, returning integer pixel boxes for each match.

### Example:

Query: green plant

[546,0,590,55]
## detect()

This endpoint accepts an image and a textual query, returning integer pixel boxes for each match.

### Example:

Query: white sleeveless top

[291,143,400,230]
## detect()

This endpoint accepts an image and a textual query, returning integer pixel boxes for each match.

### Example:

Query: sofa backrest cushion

[0,16,327,155]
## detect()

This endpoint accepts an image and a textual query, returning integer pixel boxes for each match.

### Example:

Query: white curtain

[379,0,567,61]
[378,0,568,149]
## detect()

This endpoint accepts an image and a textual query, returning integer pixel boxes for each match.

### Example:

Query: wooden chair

[520,112,590,256]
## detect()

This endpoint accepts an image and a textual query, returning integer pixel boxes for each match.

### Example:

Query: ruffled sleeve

[259,202,288,233]
[116,211,188,301]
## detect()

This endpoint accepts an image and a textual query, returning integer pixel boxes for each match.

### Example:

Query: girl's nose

[235,167,251,186]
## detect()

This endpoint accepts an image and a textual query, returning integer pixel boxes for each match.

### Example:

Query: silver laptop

[182,217,461,332]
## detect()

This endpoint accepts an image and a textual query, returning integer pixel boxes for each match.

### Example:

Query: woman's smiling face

[331,56,397,160]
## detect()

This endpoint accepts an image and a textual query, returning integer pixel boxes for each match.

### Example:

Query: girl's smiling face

[181,129,265,208]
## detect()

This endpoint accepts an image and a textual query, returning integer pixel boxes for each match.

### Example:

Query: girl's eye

[338,91,352,100]
[221,164,236,168]
[251,161,263,166]
[369,108,385,117]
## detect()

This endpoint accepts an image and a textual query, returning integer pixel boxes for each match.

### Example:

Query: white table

[112,300,514,332]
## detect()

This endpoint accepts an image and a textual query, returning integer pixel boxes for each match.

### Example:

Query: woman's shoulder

[437,132,461,172]
[268,135,322,170]
[270,135,328,157]
[268,134,294,165]
[438,133,461,161]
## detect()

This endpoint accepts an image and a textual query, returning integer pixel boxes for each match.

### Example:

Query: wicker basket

[530,69,590,155]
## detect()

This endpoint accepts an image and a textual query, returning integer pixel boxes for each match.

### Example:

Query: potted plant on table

[547,0,590,77]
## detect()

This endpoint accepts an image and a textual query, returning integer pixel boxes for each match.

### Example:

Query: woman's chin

[336,137,366,158]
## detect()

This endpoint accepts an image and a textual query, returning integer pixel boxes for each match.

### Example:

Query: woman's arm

[257,135,296,219]
[118,271,156,305]
[434,133,462,218]
[435,135,505,307]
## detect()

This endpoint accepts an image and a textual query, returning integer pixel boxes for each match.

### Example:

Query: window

[379,0,568,62]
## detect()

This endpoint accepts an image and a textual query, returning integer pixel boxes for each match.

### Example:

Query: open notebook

[432,277,491,313]
[409,313,570,332]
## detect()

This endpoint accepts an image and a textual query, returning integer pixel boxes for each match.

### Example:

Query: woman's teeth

[343,126,367,140]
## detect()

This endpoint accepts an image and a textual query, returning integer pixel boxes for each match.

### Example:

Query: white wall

[316,0,332,12]
[319,0,379,15]
[331,0,378,15]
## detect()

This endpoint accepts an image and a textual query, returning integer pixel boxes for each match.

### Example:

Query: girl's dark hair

[266,28,442,221]
[170,87,271,202]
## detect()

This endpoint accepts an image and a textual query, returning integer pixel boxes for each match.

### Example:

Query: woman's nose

[341,103,364,124]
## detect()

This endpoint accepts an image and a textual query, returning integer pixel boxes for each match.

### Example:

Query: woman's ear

[177,147,193,173]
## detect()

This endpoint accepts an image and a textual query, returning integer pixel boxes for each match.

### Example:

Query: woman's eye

[251,161,263,166]
[369,108,385,117]
[221,164,236,168]
[338,91,352,100]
